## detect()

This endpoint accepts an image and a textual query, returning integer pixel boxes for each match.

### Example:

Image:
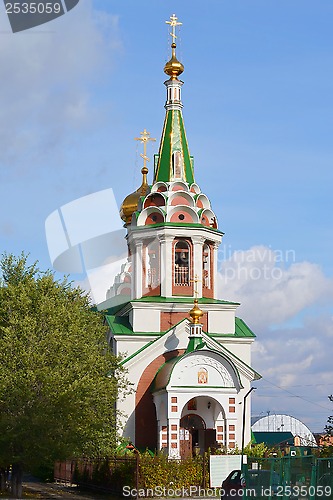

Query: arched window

[174,240,190,286]
[203,243,210,289]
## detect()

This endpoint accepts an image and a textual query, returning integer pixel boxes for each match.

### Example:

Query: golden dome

[189,299,203,324]
[164,43,184,79]
[120,167,150,224]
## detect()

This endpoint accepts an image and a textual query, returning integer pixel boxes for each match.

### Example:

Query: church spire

[154,14,194,185]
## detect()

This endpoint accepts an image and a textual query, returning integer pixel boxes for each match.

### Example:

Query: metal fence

[245,456,333,500]
[54,455,333,498]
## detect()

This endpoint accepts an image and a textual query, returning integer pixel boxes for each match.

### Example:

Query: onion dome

[120,166,150,224]
[189,299,203,324]
[164,42,184,80]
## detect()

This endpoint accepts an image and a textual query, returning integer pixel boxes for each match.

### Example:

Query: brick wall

[135,349,185,450]
[160,311,208,332]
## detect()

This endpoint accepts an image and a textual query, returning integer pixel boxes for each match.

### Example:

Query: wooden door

[180,427,192,459]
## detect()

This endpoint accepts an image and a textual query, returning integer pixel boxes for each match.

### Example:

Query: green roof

[130,221,224,235]
[154,109,194,184]
[131,296,239,305]
[105,315,162,337]
[252,432,294,447]
[104,312,255,340]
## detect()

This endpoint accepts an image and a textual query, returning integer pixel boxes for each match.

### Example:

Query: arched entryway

[180,414,206,458]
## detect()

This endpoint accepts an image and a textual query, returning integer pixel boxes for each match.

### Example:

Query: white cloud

[251,321,333,432]
[217,245,333,431]
[217,245,333,329]
[0,1,121,174]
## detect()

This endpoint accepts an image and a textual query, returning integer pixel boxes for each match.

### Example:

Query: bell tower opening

[173,239,193,296]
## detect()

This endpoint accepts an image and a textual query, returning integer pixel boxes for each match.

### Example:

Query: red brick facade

[135,349,185,450]
[161,311,208,332]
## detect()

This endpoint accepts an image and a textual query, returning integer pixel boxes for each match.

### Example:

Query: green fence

[244,456,333,500]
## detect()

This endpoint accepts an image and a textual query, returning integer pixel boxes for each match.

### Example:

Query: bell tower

[118,14,222,302]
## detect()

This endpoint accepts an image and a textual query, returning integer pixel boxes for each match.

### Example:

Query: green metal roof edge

[208,318,256,339]
[155,110,172,182]
[131,220,224,235]
[171,385,237,389]
[131,296,239,305]
[235,317,256,338]
[120,318,189,365]
[106,314,164,337]
[105,315,133,335]
[178,111,195,184]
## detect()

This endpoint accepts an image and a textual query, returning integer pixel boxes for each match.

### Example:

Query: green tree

[0,253,127,498]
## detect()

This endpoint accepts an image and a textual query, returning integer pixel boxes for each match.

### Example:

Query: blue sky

[1,0,332,433]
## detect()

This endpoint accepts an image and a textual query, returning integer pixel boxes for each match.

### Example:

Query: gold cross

[166,14,182,41]
[190,274,202,298]
[134,129,156,170]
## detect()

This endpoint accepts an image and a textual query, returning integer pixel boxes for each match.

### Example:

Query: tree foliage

[325,395,333,436]
[0,253,126,495]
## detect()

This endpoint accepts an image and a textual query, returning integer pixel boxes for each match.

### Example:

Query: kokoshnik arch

[99,14,261,459]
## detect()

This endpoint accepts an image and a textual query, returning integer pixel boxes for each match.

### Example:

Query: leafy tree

[326,395,333,433]
[0,253,127,498]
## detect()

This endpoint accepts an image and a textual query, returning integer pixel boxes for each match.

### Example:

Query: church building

[101,15,260,459]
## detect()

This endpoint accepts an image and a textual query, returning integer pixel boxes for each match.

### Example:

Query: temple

[100,14,260,459]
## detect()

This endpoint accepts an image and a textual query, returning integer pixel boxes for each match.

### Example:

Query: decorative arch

[167,205,199,224]
[151,181,168,193]
[137,207,165,226]
[190,183,201,195]
[180,414,206,430]
[200,209,218,229]
[196,194,211,210]
[168,191,195,208]
[143,192,166,209]
[169,181,189,192]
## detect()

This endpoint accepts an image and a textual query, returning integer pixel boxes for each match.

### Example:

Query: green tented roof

[154,109,194,184]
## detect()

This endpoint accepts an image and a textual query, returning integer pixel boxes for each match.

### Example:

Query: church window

[178,214,185,220]
[174,240,190,286]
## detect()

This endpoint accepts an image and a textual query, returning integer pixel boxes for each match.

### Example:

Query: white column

[192,236,205,298]
[133,241,143,299]
[168,418,181,460]
[159,235,173,297]
[212,242,219,299]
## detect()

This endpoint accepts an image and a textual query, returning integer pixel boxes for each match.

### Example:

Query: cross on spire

[134,129,156,170]
[166,14,182,42]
